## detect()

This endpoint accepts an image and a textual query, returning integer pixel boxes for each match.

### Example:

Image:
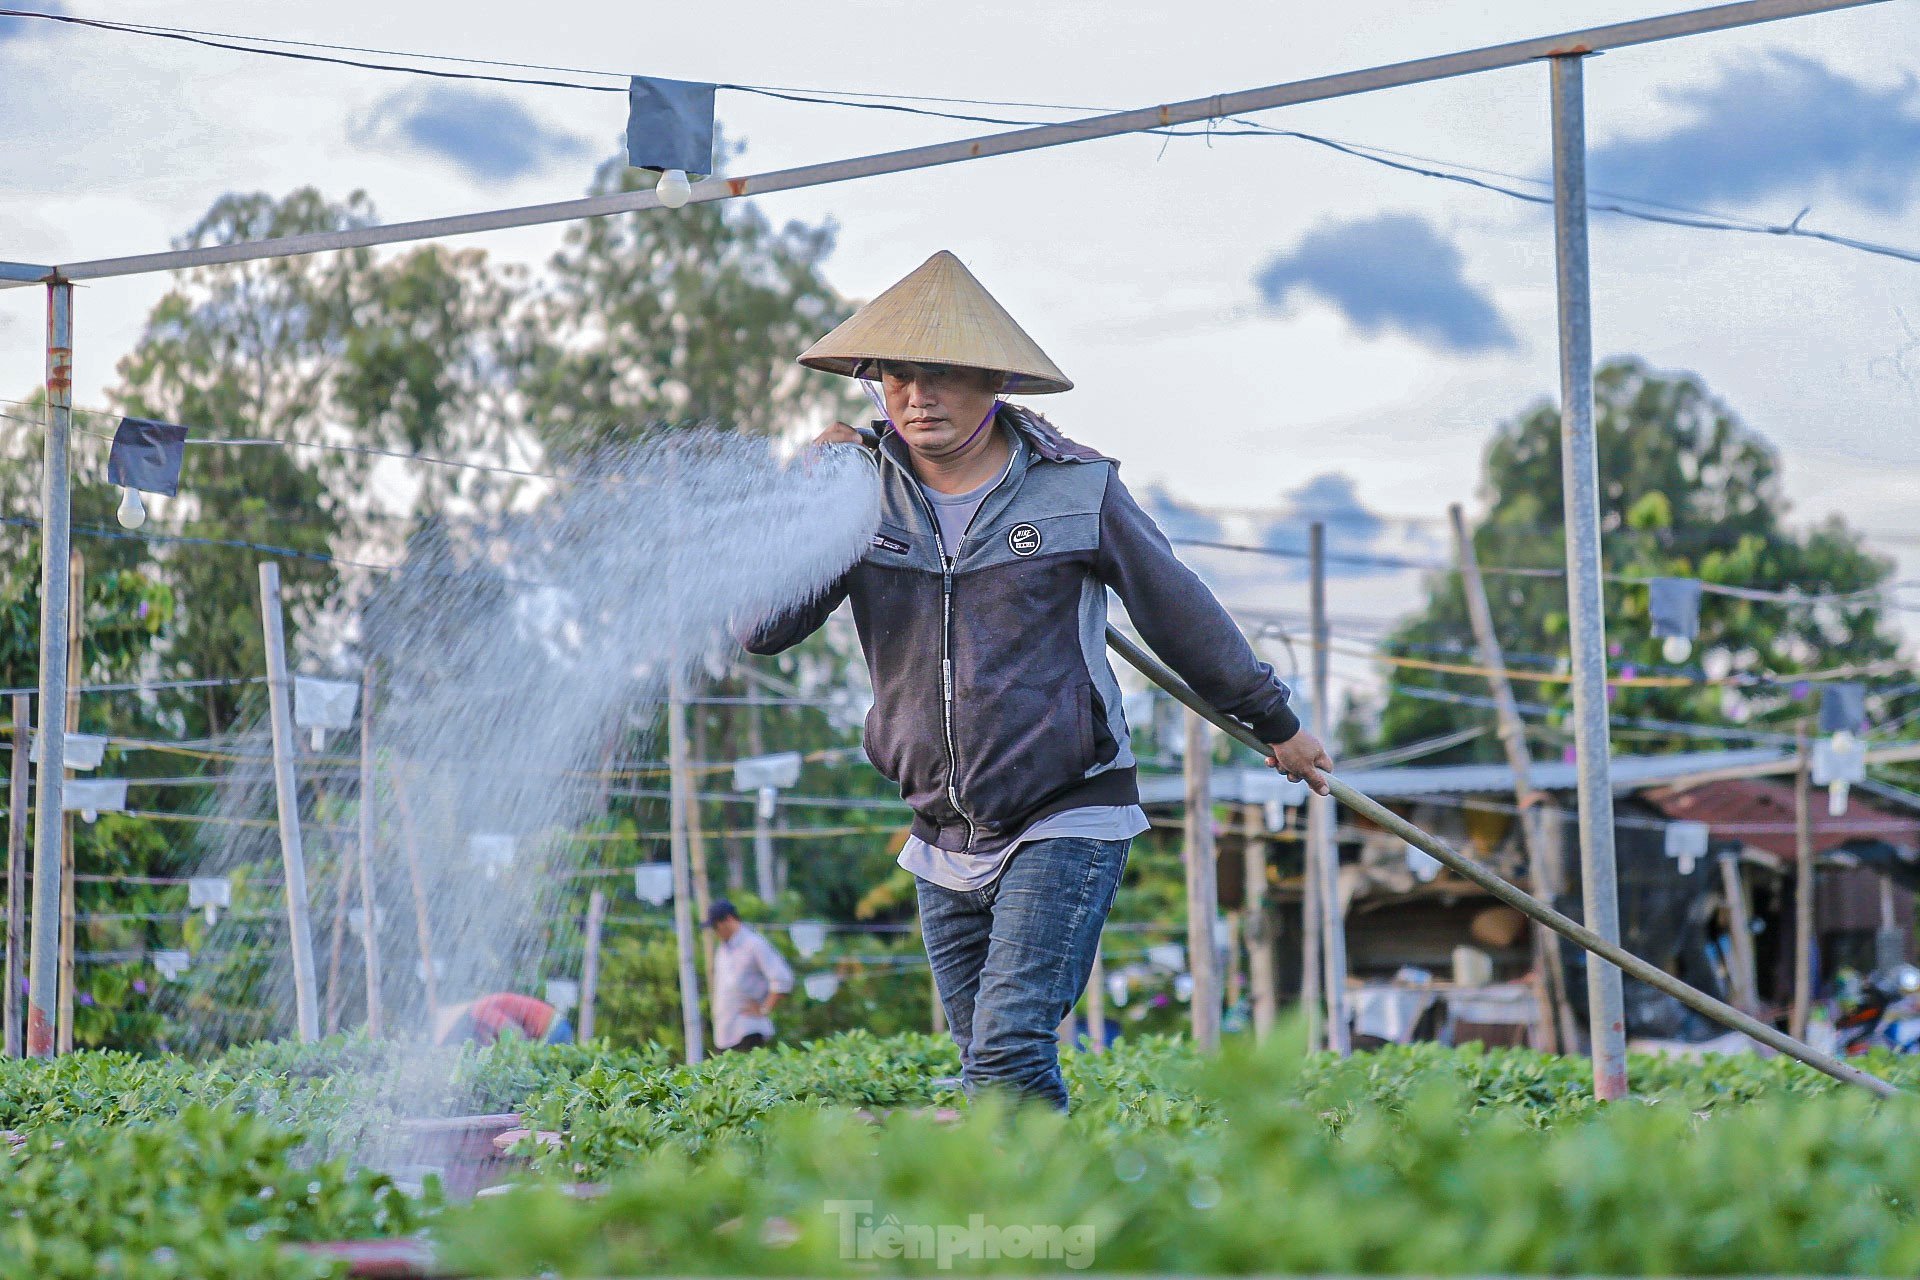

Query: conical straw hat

[799,251,1072,395]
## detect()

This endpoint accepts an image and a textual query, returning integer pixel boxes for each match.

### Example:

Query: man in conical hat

[745,251,1330,1110]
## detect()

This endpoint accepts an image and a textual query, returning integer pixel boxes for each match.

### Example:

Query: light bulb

[1661,634,1691,663]
[116,486,146,529]
[656,168,693,209]
[81,809,98,824]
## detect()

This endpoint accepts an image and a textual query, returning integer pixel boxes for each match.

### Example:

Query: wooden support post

[1309,523,1350,1056]
[356,666,384,1038]
[1450,503,1572,1053]
[58,549,82,1054]
[1185,709,1221,1052]
[1792,722,1815,1041]
[324,839,347,1036]
[579,888,606,1041]
[258,563,321,1042]
[392,771,439,1023]
[1087,944,1107,1053]
[667,671,706,1064]
[1718,852,1759,1014]
[1243,806,1278,1042]
[5,696,28,1057]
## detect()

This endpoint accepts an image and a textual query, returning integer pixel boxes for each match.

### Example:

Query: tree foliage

[1369,359,1907,757]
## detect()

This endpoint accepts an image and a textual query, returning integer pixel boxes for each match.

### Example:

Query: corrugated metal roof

[1643,777,1920,860]
[1136,747,1790,807]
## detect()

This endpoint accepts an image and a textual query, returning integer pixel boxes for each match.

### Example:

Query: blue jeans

[916,836,1130,1112]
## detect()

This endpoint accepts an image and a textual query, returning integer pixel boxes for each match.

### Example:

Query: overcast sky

[1,0,1915,719]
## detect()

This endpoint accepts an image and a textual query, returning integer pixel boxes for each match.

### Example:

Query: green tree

[1369,359,1907,757]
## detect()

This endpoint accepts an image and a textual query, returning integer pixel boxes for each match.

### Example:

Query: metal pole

[578,888,606,1041]
[1104,625,1898,1098]
[21,2,1885,286]
[356,666,384,1038]
[1243,806,1278,1041]
[257,562,321,1042]
[1549,54,1629,1100]
[1309,523,1351,1056]
[1792,722,1815,1040]
[1184,710,1221,1052]
[1449,503,1575,1053]
[57,549,83,1054]
[26,281,72,1058]
[1300,804,1323,1051]
[667,671,706,1064]
[5,695,28,1057]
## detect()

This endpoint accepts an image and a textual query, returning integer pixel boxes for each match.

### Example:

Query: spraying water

[166,429,880,1171]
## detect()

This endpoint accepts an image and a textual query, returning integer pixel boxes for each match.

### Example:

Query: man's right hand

[814,421,862,446]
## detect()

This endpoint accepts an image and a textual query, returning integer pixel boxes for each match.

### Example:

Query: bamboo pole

[58,549,81,1054]
[356,666,383,1037]
[1087,945,1107,1053]
[1718,852,1760,1014]
[667,670,706,1064]
[1792,722,1815,1040]
[323,837,348,1036]
[1243,806,1278,1042]
[257,562,321,1042]
[578,888,606,1041]
[1308,523,1350,1056]
[1185,710,1221,1052]
[1449,503,1573,1053]
[1106,625,1897,1098]
[391,771,439,1023]
[5,695,28,1057]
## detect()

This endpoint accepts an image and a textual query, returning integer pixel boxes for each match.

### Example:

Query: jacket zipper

[903,449,1018,852]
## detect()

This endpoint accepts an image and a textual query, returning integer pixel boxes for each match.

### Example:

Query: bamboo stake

[356,666,383,1037]
[391,771,439,1023]
[1244,806,1278,1042]
[1185,710,1221,1052]
[1106,625,1898,1099]
[257,562,321,1042]
[5,695,28,1057]
[1308,523,1350,1056]
[667,670,705,1064]
[1792,722,1815,1040]
[1449,503,1572,1053]
[1718,852,1760,1014]
[578,888,606,1041]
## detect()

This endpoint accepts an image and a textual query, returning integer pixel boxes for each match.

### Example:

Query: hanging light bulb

[656,168,693,208]
[1661,634,1692,664]
[81,809,98,824]
[116,486,146,529]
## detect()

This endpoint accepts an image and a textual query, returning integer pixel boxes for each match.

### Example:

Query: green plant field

[7,1031,1920,1276]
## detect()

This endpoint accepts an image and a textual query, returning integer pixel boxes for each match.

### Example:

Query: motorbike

[1832,964,1920,1055]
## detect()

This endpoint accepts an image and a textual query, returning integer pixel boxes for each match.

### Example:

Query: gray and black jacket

[745,406,1299,857]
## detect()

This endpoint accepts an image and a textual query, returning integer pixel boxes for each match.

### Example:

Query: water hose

[1103,624,1900,1099]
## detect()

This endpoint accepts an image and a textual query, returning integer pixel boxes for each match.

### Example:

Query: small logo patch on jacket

[1008,523,1042,557]
[870,533,910,555]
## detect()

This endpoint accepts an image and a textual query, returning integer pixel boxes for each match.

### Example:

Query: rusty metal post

[57,549,81,1054]
[26,281,73,1058]
[1550,54,1628,1099]
[5,695,28,1057]
[1792,722,1815,1040]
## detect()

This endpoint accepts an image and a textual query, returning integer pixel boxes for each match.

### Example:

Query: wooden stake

[4,696,28,1057]
[1185,709,1221,1052]
[323,838,347,1036]
[1309,523,1350,1056]
[1791,721,1815,1041]
[1718,852,1759,1014]
[578,888,606,1041]
[257,562,321,1042]
[1450,503,1573,1053]
[391,771,438,1022]
[1243,806,1278,1041]
[58,549,81,1054]
[667,671,706,1064]
[356,666,384,1038]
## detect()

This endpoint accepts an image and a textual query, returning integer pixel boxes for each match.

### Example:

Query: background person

[432,992,574,1047]
[706,899,795,1052]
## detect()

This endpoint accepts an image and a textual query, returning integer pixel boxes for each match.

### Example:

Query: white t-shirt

[711,925,795,1048]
